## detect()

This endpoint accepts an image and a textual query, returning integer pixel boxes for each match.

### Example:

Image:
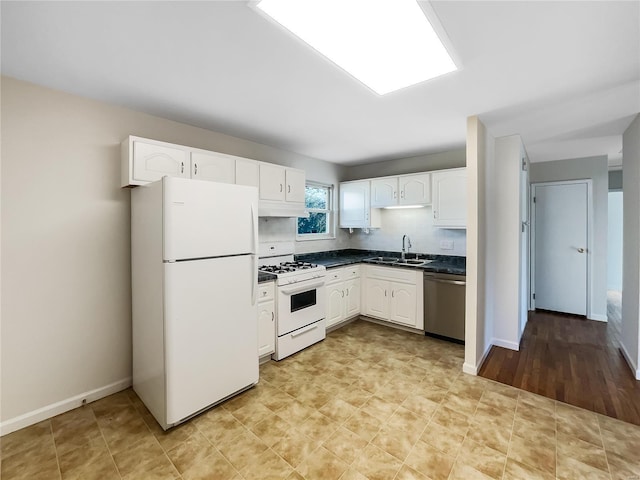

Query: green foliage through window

[298,184,332,236]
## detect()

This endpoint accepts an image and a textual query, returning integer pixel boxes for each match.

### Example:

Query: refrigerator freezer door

[163,177,258,261]
[164,255,258,426]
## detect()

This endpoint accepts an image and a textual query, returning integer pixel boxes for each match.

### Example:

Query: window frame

[296,181,336,241]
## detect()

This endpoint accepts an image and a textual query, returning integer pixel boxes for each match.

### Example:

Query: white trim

[619,341,640,380]
[492,338,520,351]
[462,341,493,375]
[588,314,608,322]
[530,180,593,317]
[0,377,132,436]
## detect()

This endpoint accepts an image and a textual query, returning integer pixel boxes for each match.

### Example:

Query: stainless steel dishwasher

[423,272,466,343]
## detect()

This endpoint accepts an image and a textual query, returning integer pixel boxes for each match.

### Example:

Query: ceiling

[1,1,638,166]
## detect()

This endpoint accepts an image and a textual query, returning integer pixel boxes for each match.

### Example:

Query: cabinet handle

[433,210,437,219]
[394,191,397,199]
[401,190,405,199]
[288,185,291,193]
[384,290,387,297]
[181,161,184,174]
[271,312,274,321]
[194,163,198,175]
[392,290,395,298]
[341,290,344,297]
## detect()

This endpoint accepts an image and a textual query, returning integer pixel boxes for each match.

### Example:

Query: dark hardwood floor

[479,304,640,425]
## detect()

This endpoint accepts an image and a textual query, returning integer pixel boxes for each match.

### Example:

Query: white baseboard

[492,338,520,351]
[589,313,608,322]
[462,342,493,376]
[619,342,640,381]
[0,377,132,436]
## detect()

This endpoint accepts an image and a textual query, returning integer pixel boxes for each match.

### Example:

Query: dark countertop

[296,249,466,276]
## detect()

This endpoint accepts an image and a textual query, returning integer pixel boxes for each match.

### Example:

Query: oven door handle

[280,281,325,295]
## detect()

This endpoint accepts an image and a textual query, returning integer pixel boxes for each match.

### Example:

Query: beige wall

[342,149,466,181]
[0,76,346,428]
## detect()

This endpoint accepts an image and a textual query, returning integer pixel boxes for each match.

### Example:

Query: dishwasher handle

[425,277,466,286]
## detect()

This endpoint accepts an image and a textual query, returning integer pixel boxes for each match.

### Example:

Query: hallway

[479,307,640,426]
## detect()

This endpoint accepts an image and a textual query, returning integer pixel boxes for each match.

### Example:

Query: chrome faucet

[401,235,412,260]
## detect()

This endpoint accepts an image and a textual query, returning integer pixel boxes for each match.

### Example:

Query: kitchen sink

[397,259,427,265]
[364,257,433,267]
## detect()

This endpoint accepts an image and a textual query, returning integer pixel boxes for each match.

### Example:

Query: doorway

[607,190,623,330]
[531,180,592,316]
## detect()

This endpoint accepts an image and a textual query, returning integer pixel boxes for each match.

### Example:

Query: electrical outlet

[440,240,454,250]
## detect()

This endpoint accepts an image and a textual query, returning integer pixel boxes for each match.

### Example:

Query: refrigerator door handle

[251,255,257,306]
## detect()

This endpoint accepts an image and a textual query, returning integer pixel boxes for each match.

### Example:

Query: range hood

[258,200,308,218]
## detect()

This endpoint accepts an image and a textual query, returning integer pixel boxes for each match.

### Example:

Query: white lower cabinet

[325,266,361,328]
[363,265,423,330]
[257,282,275,357]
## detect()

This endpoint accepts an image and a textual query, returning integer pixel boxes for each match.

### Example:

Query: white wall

[0,76,345,432]
[529,156,608,321]
[489,135,528,350]
[464,116,492,375]
[622,114,640,379]
[607,191,623,292]
[346,208,466,256]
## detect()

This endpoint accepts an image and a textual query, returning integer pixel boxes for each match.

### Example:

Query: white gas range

[258,242,326,361]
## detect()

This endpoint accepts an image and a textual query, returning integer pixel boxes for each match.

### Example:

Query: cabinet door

[259,163,286,201]
[326,283,345,328]
[340,181,370,228]
[370,178,398,207]
[191,151,235,184]
[345,278,361,318]
[364,278,389,319]
[133,141,189,183]
[258,300,275,357]
[432,169,467,228]
[236,159,259,188]
[285,168,305,203]
[400,173,431,205]
[389,281,417,327]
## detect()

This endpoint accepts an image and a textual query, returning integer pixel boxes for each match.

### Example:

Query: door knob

[577,248,585,253]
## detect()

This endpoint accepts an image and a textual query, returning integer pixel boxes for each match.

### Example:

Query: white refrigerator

[131,176,259,430]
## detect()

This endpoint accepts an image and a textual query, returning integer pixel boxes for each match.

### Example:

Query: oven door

[276,277,326,336]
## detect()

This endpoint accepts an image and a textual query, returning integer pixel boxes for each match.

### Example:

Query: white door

[163,177,258,261]
[432,169,467,227]
[236,159,260,188]
[326,284,345,327]
[344,278,361,318]
[133,141,189,183]
[258,300,275,357]
[533,182,588,315]
[364,278,389,318]
[389,282,417,326]
[164,256,258,425]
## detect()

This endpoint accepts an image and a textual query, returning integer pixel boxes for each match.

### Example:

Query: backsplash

[258,207,466,256]
[347,207,466,256]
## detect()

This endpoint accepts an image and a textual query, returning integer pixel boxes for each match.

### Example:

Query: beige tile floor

[2,319,639,480]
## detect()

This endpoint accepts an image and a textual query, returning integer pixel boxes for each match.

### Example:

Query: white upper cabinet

[368,173,431,208]
[432,168,467,228]
[339,180,381,229]
[123,137,189,186]
[285,168,305,203]
[258,163,305,204]
[259,163,286,201]
[190,150,235,184]
[370,177,398,207]
[235,158,259,188]
[399,173,431,205]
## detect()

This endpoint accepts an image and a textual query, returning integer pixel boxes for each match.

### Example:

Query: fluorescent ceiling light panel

[256,0,457,95]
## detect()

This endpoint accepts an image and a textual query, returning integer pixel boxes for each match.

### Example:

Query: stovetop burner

[259,261,320,275]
